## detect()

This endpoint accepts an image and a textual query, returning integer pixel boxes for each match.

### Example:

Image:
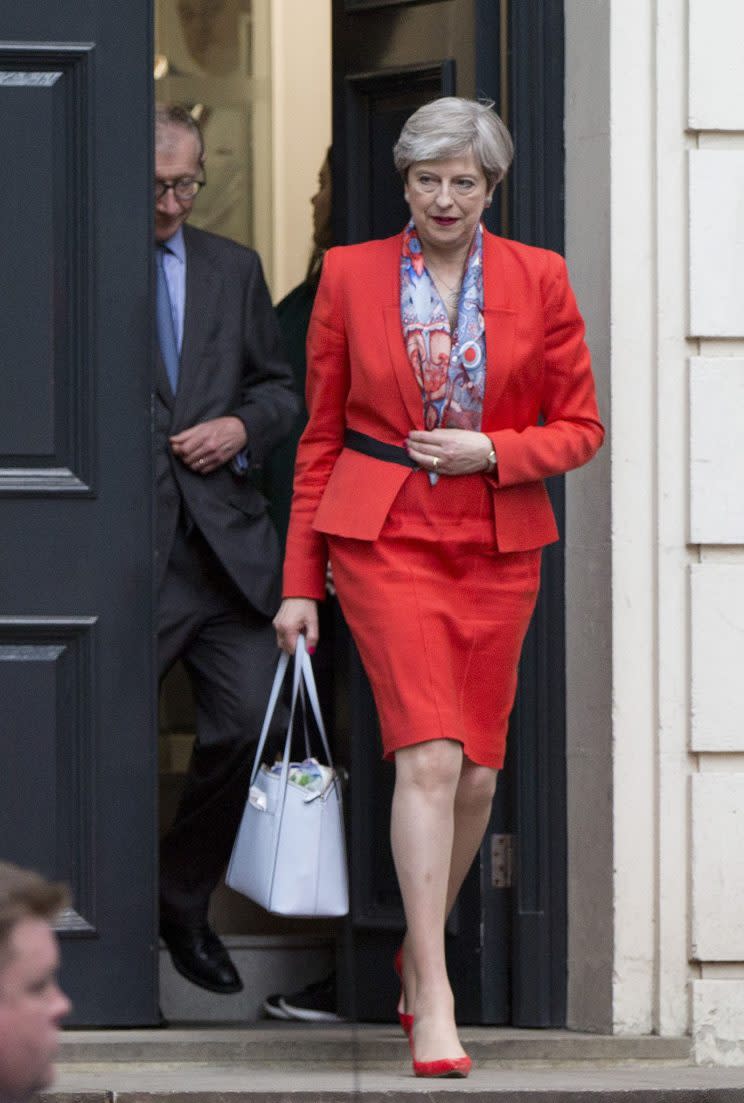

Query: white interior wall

[269,0,332,301]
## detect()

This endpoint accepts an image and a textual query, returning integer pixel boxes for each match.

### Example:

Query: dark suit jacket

[155,224,298,617]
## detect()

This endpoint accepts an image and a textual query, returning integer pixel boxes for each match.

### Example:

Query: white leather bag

[226,635,349,917]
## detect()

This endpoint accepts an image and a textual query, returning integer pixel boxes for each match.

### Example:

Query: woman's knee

[394,739,463,795]
[455,763,498,812]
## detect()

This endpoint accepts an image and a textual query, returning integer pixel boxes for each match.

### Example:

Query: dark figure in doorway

[154,104,297,993]
[263,149,332,547]
[261,151,343,1023]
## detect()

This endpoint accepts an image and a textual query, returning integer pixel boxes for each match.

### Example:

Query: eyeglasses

[409,172,481,197]
[155,174,207,201]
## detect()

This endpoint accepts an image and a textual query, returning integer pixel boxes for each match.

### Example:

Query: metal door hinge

[490,833,513,888]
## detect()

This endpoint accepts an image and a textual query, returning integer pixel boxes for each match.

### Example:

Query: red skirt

[327,470,542,769]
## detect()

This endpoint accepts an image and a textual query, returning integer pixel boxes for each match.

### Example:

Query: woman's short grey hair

[393,97,513,189]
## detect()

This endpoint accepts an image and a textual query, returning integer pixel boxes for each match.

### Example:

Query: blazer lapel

[377,232,423,429]
[174,226,221,421]
[481,232,517,425]
[383,307,425,429]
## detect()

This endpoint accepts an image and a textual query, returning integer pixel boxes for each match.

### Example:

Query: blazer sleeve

[282,248,350,599]
[230,251,300,465]
[487,252,604,486]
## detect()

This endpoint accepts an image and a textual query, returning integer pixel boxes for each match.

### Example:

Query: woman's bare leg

[391,738,466,1061]
[397,759,498,1041]
[447,761,499,910]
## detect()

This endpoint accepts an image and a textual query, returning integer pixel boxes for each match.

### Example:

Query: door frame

[501,0,568,1027]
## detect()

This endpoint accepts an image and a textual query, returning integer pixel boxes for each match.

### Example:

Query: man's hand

[170,416,248,475]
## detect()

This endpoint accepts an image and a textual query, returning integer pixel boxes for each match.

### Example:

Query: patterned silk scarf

[400,220,486,439]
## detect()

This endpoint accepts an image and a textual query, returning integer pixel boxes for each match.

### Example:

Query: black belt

[344,429,419,469]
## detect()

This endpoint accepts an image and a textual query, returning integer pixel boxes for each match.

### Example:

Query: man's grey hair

[155,103,205,162]
[393,97,514,189]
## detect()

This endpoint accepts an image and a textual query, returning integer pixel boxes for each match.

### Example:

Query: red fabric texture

[328,472,541,768]
[283,229,604,601]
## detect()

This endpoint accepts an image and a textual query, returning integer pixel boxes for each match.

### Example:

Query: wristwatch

[484,443,497,474]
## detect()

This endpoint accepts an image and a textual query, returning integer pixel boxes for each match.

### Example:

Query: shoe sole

[414,1069,469,1079]
[263,999,292,1020]
[168,954,243,995]
[277,998,343,1022]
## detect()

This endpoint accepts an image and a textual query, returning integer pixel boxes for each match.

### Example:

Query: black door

[333,0,567,1026]
[0,4,158,1024]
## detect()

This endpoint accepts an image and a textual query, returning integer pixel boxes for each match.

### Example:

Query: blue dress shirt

[160,226,186,355]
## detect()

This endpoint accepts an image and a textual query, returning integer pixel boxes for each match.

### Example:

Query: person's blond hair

[0,863,68,968]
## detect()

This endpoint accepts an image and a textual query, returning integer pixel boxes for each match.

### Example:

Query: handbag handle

[248,635,335,789]
[298,641,334,767]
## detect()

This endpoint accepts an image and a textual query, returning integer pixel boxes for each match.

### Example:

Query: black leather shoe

[160,921,243,994]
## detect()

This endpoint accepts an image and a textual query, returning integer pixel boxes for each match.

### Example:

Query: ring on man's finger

[197,457,205,466]
[431,456,440,470]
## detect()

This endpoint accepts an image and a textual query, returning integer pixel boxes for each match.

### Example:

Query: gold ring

[432,456,440,470]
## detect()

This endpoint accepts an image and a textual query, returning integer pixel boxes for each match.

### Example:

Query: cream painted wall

[686,0,744,1066]
[269,0,332,301]
[564,0,613,1035]
[565,0,744,1061]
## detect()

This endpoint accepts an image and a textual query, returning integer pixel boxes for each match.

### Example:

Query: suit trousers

[158,514,281,927]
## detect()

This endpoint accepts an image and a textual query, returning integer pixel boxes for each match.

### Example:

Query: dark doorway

[332,0,567,1027]
[0,4,158,1024]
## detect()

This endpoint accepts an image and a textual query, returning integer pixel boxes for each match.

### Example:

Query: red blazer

[283,229,604,600]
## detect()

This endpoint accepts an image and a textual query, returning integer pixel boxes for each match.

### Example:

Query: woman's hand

[273,598,319,654]
[405,429,494,476]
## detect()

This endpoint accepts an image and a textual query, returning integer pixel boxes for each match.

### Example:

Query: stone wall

[564,0,744,1063]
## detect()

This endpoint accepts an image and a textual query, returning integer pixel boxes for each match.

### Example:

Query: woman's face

[404,150,493,257]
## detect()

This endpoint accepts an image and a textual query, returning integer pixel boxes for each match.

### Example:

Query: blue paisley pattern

[400,219,486,433]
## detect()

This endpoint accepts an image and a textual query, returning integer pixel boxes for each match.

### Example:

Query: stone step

[59,1024,690,1066]
[47,1058,744,1103]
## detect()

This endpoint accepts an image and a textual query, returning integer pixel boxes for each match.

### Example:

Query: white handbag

[226,635,349,917]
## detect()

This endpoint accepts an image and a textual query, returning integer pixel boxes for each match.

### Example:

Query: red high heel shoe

[412,1052,472,1079]
[393,947,414,1038]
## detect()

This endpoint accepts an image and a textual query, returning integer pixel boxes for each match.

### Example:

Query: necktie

[156,246,180,394]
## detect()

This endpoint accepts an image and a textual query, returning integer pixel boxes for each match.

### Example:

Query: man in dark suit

[154,105,297,993]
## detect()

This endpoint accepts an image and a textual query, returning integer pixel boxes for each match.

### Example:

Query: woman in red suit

[274,97,604,1077]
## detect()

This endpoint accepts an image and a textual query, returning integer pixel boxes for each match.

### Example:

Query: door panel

[0,5,157,1024]
[333,0,567,1025]
[507,0,567,1028]
[343,60,455,243]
